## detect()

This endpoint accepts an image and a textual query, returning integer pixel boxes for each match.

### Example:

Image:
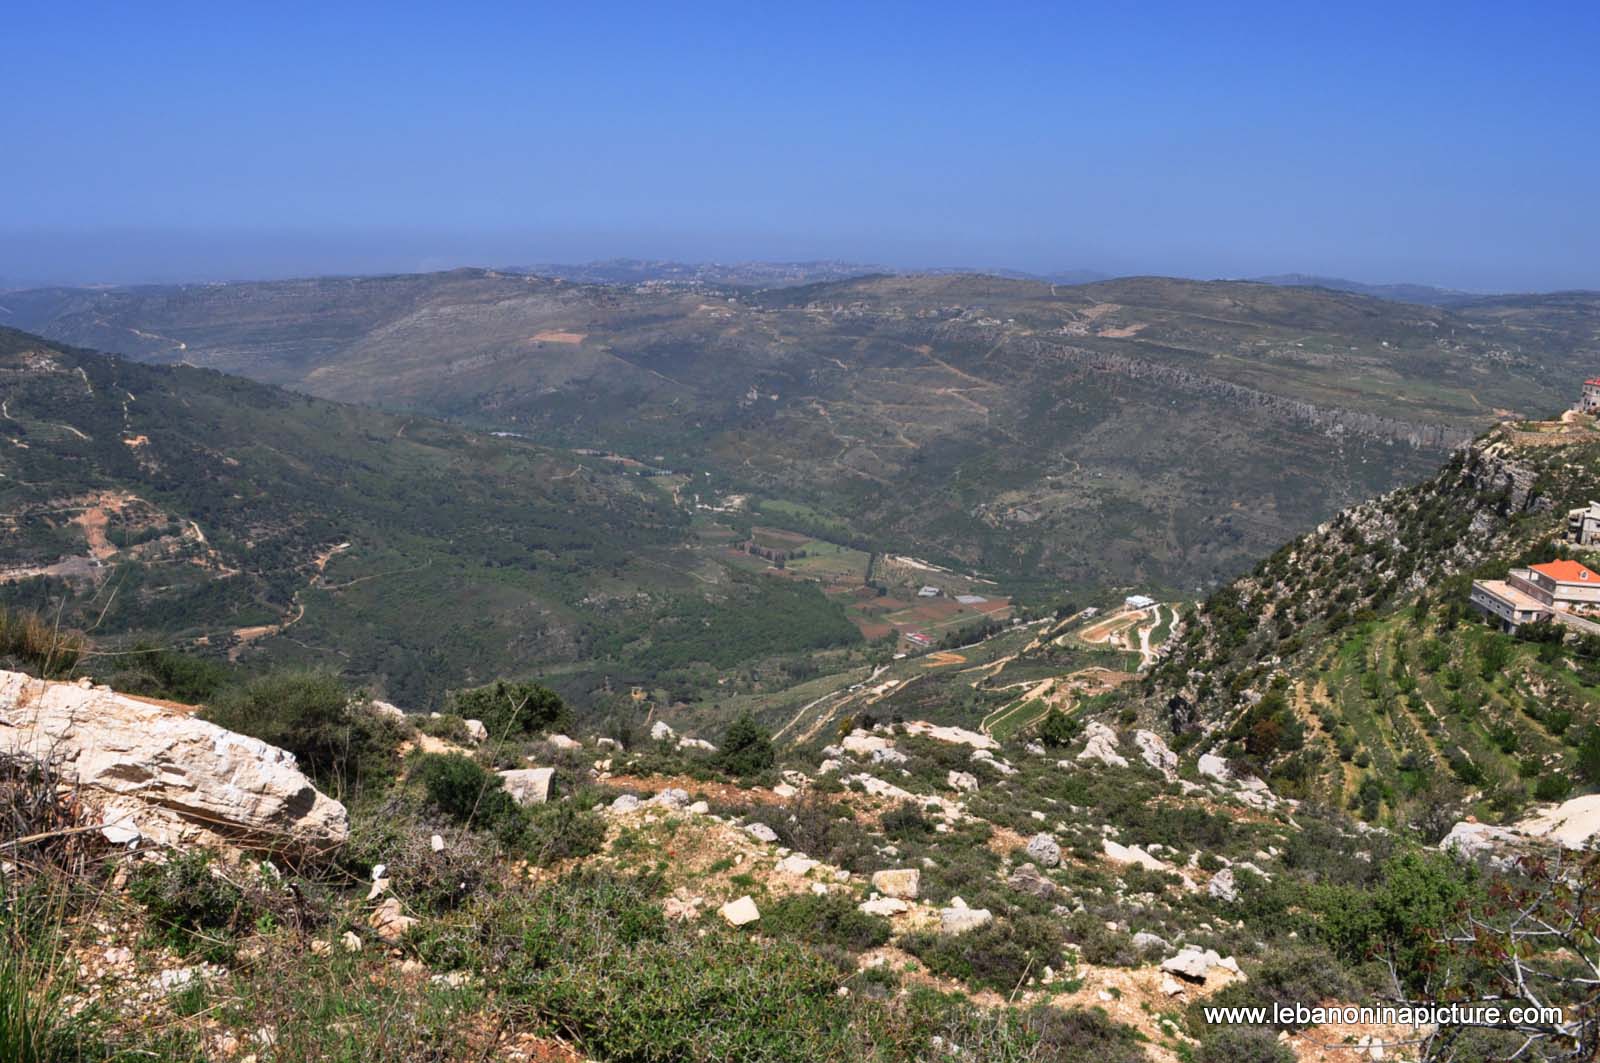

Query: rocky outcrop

[1077,721,1128,768]
[1133,730,1178,779]
[901,721,997,750]
[0,670,347,853]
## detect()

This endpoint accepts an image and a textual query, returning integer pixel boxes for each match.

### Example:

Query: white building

[1578,378,1600,414]
[1568,501,1600,547]
[1124,594,1156,610]
[1471,559,1600,633]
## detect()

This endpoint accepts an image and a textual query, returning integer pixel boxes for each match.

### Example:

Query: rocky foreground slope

[6,656,1597,1062]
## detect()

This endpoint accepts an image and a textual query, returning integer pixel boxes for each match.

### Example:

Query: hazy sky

[5,1,1597,290]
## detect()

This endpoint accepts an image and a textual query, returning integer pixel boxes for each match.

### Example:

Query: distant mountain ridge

[502,258,1110,288]
[1249,272,1488,307]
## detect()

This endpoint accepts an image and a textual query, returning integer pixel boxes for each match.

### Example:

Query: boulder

[462,719,488,744]
[0,670,347,853]
[947,770,978,792]
[1161,946,1235,983]
[1076,721,1129,768]
[841,730,892,755]
[371,700,407,721]
[871,868,920,899]
[772,782,800,798]
[499,767,554,806]
[776,854,819,876]
[677,737,717,752]
[1025,833,1062,868]
[1133,730,1178,778]
[546,734,581,752]
[719,896,761,927]
[1207,867,1237,903]
[1102,839,1169,872]
[650,720,675,741]
[744,822,779,843]
[1516,794,1600,849]
[1197,753,1276,807]
[648,787,691,810]
[1438,820,1525,867]
[610,794,642,813]
[368,897,418,944]
[859,896,909,917]
[1006,862,1056,899]
[1132,931,1170,953]
[939,902,994,934]
[870,747,908,766]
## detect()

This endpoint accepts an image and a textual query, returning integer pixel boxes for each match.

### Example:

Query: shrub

[761,892,891,953]
[713,712,776,779]
[1194,1026,1295,1063]
[448,680,569,740]
[1312,850,1473,993]
[105,646,230,703]
[1534,773,1573,801]
[523,801,607,866]
[903,915,1067,993]
[202,672,404,795]
[127,852,253,959]
[411,753,524,838]
[490,870,857,1062]
[1037,707,1080,748]
[880,802,935,841]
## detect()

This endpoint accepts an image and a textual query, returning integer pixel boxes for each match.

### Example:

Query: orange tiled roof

[1531,559,1600,583]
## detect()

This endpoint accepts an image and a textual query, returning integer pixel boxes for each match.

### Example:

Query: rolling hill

[9,270,1590,603]
[0,326,875,707]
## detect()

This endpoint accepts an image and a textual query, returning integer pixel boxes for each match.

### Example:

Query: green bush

[713,712,776,779]
[411,753,524,838]
[127,852,253,960]
[1312,850,1472,993]
[761,892,891,953]
[1037,707,1080,748]
[202,671,403,795]
[1535,773,1573,801]
[490,870,857,1062]
[448,679,570,740]
[523,801,607,866]
[1194,1026,1295,1063]
[903,915,1067,993]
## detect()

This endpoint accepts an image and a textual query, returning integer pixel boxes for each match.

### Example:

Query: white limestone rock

[719,895,761,927]
[0,670,347,853]
[870,868,920,899]
[1133,730,1178,778]
[1076,721,1129,768]
[499,767,555,806]
[1025,833,1062,868]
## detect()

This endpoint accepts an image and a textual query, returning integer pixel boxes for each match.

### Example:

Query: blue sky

[4,1,1597,289]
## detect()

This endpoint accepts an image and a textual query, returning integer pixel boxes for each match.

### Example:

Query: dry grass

[0,606,85,677]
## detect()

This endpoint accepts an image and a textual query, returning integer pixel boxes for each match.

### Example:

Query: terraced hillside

[1146,416,1600,827]
[8,271,1589,597]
